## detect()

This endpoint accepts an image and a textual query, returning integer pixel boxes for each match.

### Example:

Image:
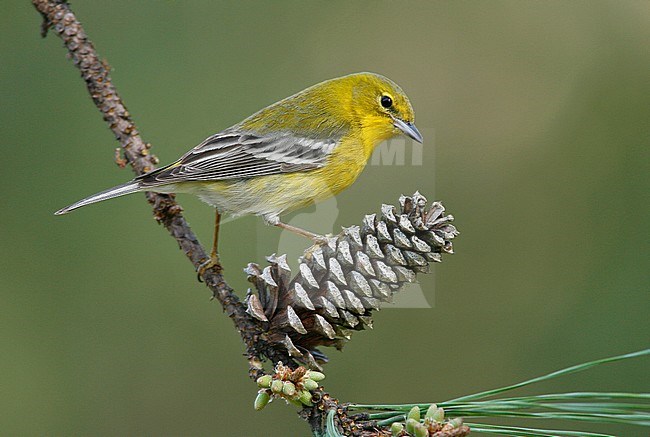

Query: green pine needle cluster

[346,349,649,436]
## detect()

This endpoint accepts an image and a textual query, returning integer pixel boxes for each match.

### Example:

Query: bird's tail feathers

[54,181,143,215]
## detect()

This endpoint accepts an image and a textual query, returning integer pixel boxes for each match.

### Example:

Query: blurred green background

[2,1,648,435]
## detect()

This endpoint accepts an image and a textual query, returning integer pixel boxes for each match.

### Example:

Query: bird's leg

[197,209,223,281]
[211,209,222,260]
[265,214,327,244]
[275,221,327,242]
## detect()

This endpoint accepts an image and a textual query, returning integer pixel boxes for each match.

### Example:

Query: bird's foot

[311,233,329,245]
[303,234,333,259]
[196,253,223,282]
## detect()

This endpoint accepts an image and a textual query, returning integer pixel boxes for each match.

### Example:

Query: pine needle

[347,349,650,436]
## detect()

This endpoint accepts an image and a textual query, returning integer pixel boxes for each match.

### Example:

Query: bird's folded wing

[136,129,340,185]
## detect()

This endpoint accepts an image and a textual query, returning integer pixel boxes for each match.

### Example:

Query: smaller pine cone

[245,192,458,369]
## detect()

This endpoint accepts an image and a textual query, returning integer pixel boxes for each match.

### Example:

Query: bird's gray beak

[393,117,423,143]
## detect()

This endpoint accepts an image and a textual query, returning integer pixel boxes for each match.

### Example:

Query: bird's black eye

[380,95,393,109]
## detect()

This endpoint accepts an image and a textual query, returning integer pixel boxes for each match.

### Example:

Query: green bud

[449,418,463,428]
[432,408,445,423]
[390,422,404,436]
[298,390,313,406]
[424,404,438,420]
[302,378,319,391]
[282,381,296,397]
[413,423,429,437]
[256,375,272,388]
[307,371,325,382]
[407,406,421,422]
[405,418,419,435]
[254,390,270,410]
[271,379,284,394]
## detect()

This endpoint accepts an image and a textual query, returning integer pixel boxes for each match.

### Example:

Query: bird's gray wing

[136,128,340,185]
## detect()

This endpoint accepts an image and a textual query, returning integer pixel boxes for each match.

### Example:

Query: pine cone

[245,192,458,369]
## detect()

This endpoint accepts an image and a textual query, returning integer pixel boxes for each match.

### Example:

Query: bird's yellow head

[242,72,421,147]
[339,72,422,145]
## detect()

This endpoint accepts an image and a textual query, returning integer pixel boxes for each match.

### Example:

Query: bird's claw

[302,234,332,259]
[196,254,223,282]
[311,234,328,245]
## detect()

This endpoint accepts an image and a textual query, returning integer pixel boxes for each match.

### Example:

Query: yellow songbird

[55,72,422,269]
